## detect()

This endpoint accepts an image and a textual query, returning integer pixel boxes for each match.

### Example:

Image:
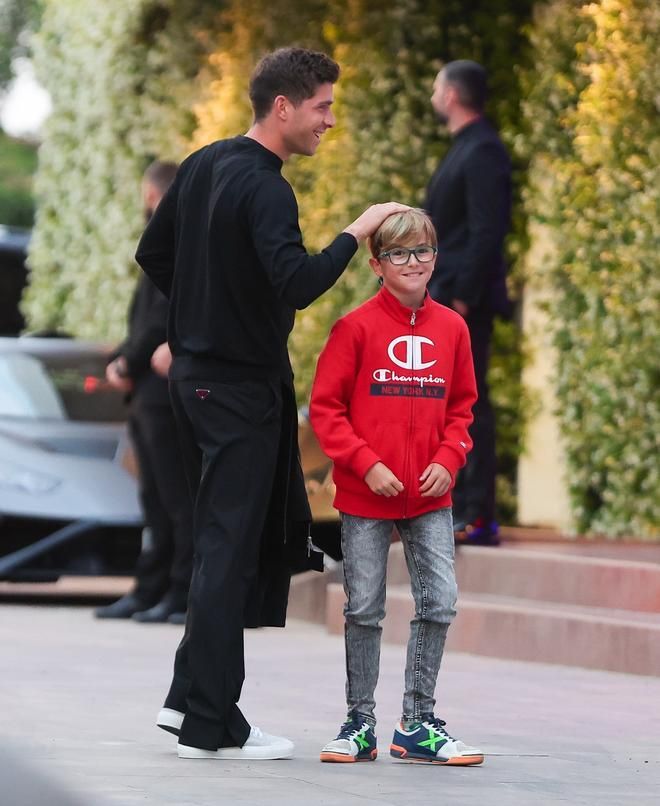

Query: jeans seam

[407,529,427,720]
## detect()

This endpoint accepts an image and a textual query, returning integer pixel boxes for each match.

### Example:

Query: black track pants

[164,377,282,750]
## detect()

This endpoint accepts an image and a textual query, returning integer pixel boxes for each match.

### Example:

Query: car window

[0,351,127,422]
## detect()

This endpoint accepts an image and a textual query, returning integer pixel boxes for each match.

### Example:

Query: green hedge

[24,0,212,340]
[27,0,533,522]
[522,0,659,537]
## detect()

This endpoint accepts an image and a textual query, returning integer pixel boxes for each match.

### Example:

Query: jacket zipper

[403,310,417,518]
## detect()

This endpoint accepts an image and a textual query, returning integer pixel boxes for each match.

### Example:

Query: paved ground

[1,601,659,806]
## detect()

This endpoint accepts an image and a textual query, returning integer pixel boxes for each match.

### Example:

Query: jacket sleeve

[135,180,179,299]
[116,285,169,378]
[431,318,477,477]
[452,141,511,308]
[309,319,382,480]
[246,173,358,309]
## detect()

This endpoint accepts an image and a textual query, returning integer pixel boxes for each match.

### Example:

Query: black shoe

[167,611,187,625]
[454,518,500,547]
[95,593,148,619]
[132,596,188,623]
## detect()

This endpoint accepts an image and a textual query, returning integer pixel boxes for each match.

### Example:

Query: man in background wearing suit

[425,60,512,546]
[96,161,193,621]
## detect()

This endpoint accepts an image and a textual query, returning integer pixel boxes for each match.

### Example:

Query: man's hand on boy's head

[343,202,411,243]
[419,463,452,497]
[364,461,405,497]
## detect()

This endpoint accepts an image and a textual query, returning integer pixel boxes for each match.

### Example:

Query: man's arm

[135,180,178,298]
[452,141,511,310]
[116,282,169,378]
[431,319,478,477]
[248,174,407,309]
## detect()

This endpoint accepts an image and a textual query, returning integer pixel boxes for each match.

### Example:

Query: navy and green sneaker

[390,715,484,765]
[320,711,378,763]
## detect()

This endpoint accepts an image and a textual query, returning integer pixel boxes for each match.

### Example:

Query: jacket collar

[376,286,432,325]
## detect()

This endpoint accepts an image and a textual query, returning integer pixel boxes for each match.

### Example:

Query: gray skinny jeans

[341,508,457,727]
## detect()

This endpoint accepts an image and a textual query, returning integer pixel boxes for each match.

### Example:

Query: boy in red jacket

[310,209,483,766]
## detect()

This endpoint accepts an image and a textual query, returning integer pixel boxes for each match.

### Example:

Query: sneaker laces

[337,715,367,741]
[422,715,454,740]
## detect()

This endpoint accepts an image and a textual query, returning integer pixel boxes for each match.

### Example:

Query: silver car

[0,336,142,581]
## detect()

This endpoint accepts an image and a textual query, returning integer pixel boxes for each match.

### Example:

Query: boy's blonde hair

[368,208,437,258]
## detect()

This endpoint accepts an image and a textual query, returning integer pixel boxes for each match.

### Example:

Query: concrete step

[325,582,660,676]
[385,541,660,612]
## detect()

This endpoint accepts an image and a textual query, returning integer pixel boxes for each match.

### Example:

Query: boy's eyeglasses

[378,245,438,265]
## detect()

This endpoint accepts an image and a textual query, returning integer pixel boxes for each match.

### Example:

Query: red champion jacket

[310,286,477,519]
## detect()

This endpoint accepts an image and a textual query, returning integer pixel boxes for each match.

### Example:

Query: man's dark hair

[443,60,488,112]
[143,160,178,195]
[249,47,340,121]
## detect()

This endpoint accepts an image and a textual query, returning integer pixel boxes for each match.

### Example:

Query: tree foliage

[191,0,533,521]
[0,131,36,225]
[24,0,214,339]
[522,0,659,537]
[0,0,41,90]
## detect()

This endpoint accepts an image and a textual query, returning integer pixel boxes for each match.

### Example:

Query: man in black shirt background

[425,60,512,547]
[136,47,407,760]
[96,161,193,622]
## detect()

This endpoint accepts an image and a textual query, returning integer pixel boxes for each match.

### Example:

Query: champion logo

[195,388,211,400]
[387,335,437,370]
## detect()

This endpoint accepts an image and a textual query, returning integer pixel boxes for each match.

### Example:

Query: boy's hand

[365,462,404,497]
[419,463,452,497]
[343,202,411,242]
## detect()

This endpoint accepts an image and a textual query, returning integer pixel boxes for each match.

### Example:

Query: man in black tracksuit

[96,161,193,622]
[425,60,512,546]
[135,47,407,760]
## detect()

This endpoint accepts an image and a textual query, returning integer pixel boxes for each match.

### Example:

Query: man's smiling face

[282,82,336,157]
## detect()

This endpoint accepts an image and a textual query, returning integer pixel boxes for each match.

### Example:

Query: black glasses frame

[378,245,438,265]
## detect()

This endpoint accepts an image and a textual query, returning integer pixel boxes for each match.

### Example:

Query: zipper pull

[410,311,416,326]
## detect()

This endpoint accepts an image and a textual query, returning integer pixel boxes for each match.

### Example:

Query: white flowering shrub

[522,0,660,537]
[24,0,212,340]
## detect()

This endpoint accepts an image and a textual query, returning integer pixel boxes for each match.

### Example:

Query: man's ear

[142,182,161,213]
[445,82,459,109]
[273,95,289,120]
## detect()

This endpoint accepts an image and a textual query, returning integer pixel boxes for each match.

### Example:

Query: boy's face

[369,237,436,302]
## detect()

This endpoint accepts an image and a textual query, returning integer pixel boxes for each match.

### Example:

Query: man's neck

[448,110,481,136]
[245,123,290,162]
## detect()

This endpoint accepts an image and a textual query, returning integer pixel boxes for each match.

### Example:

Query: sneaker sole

[319,749,378,763]
[157,707,184,736]
[178,742,293,760]
[390,745,484,766]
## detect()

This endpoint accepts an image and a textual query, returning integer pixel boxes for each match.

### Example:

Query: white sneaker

[177,727,294,760]
[157,707,184,735]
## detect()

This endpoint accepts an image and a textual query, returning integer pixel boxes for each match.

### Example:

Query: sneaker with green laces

[320,711,378,763]
[390,715,484,765]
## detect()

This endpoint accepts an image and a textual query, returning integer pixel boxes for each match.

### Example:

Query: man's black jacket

[113,274,169,407]
[135,136,357,385]
[425,118,512,315]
